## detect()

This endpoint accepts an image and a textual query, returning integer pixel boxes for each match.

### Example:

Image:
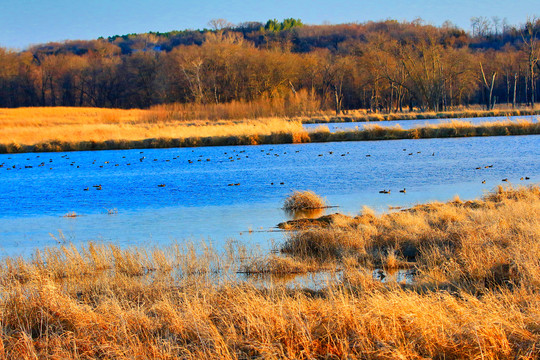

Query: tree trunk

[513,73,517,109]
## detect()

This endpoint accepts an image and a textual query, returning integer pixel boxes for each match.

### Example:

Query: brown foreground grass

[1,186,539,359]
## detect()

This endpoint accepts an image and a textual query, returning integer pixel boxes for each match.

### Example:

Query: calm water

[1,135,539,257]
[303,115,539,132]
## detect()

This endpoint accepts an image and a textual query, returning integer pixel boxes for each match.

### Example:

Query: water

[303,115,540,132]
[1,135,539,258]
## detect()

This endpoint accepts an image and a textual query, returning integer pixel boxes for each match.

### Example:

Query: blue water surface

[0,134,538,257]
[303,115,539,132]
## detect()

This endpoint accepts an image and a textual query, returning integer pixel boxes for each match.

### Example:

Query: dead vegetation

[0,107,539,153]
[283,190,327,211]
[0,186,538,359]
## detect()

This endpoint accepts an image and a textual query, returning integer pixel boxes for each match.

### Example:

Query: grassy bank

[1,186,539,359]
[1,113,539,153]
[302,107,540,124]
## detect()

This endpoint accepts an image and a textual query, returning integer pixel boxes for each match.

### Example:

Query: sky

[1,0,538,50]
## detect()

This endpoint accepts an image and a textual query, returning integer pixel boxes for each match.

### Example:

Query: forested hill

[1,17,539,112]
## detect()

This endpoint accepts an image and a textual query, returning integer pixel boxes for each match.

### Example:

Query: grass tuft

[283,190,326,211]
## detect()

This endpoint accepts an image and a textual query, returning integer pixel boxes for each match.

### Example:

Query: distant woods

[0,17,539,114]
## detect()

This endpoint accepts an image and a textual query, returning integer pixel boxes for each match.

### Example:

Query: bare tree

[208,19,233,31]
[521,18,539,108]
[479,62,497,110]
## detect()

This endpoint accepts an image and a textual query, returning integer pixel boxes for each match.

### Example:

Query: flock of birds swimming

[0,146,533,195]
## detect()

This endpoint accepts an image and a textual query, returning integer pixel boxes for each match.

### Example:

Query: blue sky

[1,0,537,49]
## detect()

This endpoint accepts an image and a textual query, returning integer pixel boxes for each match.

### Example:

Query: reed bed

[0,186,539,358]
[143,91,324,122]
[0,106,539,153]
[0,107,307,153]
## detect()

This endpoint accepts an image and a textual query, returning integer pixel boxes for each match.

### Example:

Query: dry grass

[283,190,326,211]
[0,186,538,358]
[0,107,306,150]
[303,106,540,124]
[0,107,539,153]
[143,90,324,122]
[308,119,540,143]
[281,185,540,290]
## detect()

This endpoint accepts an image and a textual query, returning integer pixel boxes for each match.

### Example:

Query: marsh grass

[283,190,327,211]
[0,186,538,358]
[0,107,307,153]
[0,107,539,153]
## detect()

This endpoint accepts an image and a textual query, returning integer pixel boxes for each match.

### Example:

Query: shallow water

[303,115,539,132]
[1,135,539,257]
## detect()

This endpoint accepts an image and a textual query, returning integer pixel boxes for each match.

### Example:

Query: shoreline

[300,108,540,124]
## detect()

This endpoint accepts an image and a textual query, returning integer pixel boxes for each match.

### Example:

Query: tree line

[0,17,539,113]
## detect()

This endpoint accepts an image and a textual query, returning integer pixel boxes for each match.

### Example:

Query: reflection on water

[373,268,415,285]
[240,267,415,290]
[0,134,538,257]
[285,208,326,220]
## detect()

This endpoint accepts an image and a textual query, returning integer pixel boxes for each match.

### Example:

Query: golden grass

[0,107,539,153]
[0,186,539,358]
[303,106,540,124]
[283,190,326,211]
[0,106,305,147]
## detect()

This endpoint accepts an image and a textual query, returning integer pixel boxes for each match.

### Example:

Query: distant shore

[300,108,540,124]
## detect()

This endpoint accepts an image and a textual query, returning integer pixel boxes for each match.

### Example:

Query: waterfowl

[520,177,524,180]
[158,184,166,187]
[379,190,390,194]
[280,182,284,185]
[525,177,530,180]
[399,188,406,193]
[502,178,508,182]
[83,187,89,191]
[482,180,486,184]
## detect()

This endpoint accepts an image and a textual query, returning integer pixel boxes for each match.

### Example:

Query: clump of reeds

[283,190,326,211]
